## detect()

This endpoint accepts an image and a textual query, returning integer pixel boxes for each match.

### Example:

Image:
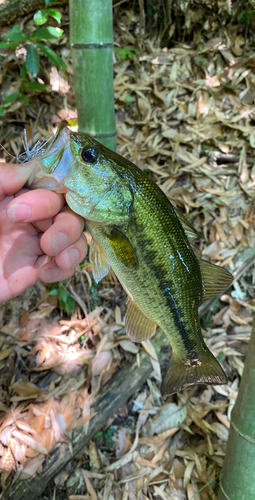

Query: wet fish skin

[26,124,233,395]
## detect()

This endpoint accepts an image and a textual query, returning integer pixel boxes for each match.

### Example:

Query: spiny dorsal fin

[174,208,202,257]
[199,259,233,303]
[162,348,227,396]
[89,238,111,283]
[105,226,139,269]
[125,300,157,342]
[174,207,202,241]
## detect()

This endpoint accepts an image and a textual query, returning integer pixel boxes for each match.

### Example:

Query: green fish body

[26,124,233,395]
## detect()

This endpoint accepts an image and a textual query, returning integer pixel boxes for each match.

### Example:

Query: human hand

[0,162,87,303]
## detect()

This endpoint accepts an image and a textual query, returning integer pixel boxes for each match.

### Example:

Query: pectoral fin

[89,238,111,283]
[105,226,139,269]
[162,348,227,396]
[199,259,233,303]
[125,300,157,342]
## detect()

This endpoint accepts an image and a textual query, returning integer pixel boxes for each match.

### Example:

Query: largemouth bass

[25,124,233,395]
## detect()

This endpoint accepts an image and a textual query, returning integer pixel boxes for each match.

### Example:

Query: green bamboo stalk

[69,0,116,150]
[218,315,255,500]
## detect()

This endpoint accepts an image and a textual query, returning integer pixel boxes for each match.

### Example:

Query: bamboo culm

[218,315,255,500]
[69,0,116,151]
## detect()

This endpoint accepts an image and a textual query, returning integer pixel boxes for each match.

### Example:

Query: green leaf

[0,107,5,117]
[20,63,27,78]
[25,81,47,90]
[125,94,133,102]
[26,44,40,76]
[3,25,19,39]
[49,288,59,296]
[67,119,78,126]
[3,92,20,105]
[21,95,29,102]
[4,32,29,43]
[60,287,69,303]
[36,42,66,68]
[0,42,10,48]
[219,351,224,363]
[34,9,49,25]
[59,287,75,313]
[47,9,61,23]
[32,26,63,40]
[45,0,55,5]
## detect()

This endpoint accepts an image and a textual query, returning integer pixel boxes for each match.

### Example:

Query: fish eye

[81,147,98,163]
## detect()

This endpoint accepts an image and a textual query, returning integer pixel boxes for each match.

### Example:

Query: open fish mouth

[19,123,70,163]
[23,124,72,193]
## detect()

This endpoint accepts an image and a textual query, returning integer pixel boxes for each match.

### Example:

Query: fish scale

[87,181,203,357]
[26,123,233,395]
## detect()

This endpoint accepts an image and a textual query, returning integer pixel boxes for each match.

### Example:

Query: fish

[25,123,233,395]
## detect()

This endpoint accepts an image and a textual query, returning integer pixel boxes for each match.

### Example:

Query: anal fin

[199,259,233,303]
[125,301,157,342]
[162,348,227,396]
[89,238,111,283]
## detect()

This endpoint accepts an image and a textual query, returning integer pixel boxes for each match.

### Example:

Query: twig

[201,151,255,165]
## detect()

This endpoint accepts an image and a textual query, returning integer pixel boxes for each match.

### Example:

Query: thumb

[0,162,34,201]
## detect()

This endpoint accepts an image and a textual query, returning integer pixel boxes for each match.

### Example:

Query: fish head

[26,123,131,222]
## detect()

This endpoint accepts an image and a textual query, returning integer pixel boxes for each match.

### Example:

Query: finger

[33,219,53,233]
[38,260,77,283]
[0,163,35,201]
[6,189,65,223]
[55,233,87,271]
[40,208,85,257]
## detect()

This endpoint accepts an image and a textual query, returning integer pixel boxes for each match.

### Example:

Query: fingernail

[45,267,60,282]
[52,232,67,255]
[68,248,79,267]
[7,203,31,222]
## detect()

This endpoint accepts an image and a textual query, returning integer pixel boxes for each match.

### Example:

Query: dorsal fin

[125,300,157,342]
[89,238,111,283]
[174,209,233,300]
[174,207,202,241]
[199,259,233,303]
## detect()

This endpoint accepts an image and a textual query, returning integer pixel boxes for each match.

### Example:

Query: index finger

[6,189,66,223]
[0,163,34,201]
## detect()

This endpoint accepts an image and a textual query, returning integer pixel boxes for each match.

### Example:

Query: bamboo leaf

[3,92,20,105]
[32,27,63,40]
[36,42,66,68]
[0,106,5,117]
[26,45,39,76]
[33,9,48,25]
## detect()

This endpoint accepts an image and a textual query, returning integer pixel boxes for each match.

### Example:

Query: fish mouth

[25,124,73,193]
[43,123,70,154]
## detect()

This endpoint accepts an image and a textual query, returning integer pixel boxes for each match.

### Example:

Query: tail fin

[162,349,227,396]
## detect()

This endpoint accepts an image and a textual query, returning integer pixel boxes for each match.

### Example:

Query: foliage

[49,281,76,314]
[0,3,66,117]
[238,9,255,25]
[114,46,139,60]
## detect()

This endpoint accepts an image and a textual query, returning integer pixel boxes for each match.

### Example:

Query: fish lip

[44,123,70,154]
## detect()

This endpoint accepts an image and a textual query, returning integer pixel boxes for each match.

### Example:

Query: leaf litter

[1,1,255,499]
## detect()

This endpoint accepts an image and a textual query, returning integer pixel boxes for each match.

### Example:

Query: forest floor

[1,2,255,499]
